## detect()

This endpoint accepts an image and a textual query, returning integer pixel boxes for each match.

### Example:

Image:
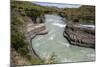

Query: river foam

[52,22,66,28]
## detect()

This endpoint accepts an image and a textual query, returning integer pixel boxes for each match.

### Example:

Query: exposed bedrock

[25,15,48,40]
[26,23,48,40]
[63,24,95,49]
[25,16,48,59]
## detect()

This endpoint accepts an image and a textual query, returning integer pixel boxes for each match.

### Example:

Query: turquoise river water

[32,14,95,63]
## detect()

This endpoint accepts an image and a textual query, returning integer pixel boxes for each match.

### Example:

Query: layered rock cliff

[63,24,95,48]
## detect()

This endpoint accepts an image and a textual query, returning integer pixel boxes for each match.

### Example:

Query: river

[32,14,95,63]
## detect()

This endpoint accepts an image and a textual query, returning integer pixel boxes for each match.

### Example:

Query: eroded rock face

[24,16,48,59]
[26,23,48,40]
[64,24,95,48]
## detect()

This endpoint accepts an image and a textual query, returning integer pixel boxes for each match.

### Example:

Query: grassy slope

[62,5,95,24]
[11,1,58,65]
[11,1,45,65]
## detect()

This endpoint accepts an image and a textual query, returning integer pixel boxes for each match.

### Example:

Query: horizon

[32,2,81,8]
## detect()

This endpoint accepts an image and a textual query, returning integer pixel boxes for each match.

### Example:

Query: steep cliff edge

[63,24,95,48]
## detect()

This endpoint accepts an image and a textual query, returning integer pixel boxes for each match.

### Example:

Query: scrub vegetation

[11,1,95,66]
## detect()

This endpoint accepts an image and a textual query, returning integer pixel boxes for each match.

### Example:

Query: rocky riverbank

[25,15,48,58]
[63,24,95,48]
[11,1,95,65]
[11,15,48,66]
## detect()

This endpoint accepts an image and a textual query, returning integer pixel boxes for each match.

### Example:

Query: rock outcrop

[26,23,48,41]
[25,16,48,58]
[64,24,95,48]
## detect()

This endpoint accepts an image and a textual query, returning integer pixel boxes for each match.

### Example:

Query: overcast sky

[33,2,81,8]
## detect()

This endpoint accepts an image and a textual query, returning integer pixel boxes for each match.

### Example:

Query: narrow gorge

[31,14,95,63]
[11,1,95,66]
